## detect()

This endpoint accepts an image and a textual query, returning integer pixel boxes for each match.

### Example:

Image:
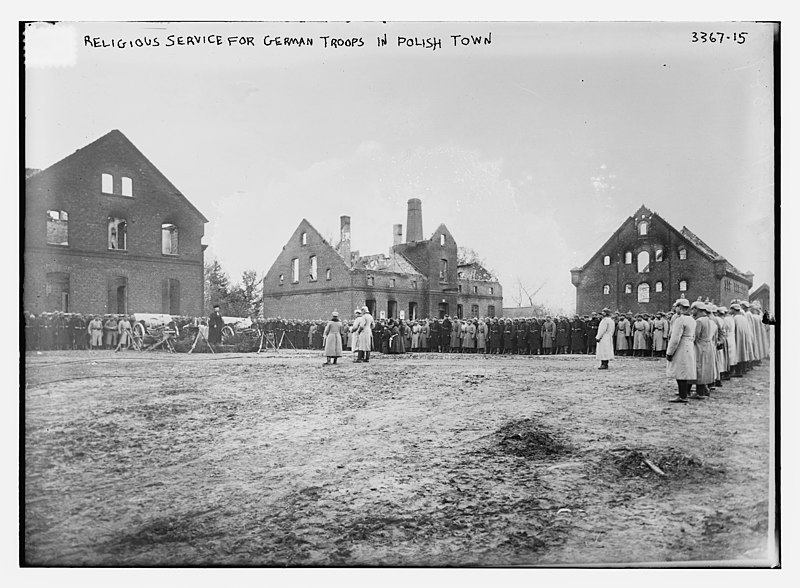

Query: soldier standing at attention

[322,311,344,366]
[666,298,697,404]
[586,313,599,355]
[441,315,452,353]
[88,315,104,350]
[595,307,615,370]
[103,315,119,350]
[570,315,585,355]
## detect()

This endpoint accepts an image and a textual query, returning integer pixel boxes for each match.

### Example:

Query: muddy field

[23,350,775,566]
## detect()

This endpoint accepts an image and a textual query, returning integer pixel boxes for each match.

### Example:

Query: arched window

[637,250,650,273]
[678,247,687,260]
[624,251,632,264]
[655,249,663,262]
[440,234,446,246]
[638,283,650,303]
[301,232,308,246]
[121,176,133,197]
[655,281,663,292]
[309,255,317,280]
[291,258,299,282]
[326,268,331,281]
[603,255,610,266]
[46,210,69,246]
[603,284,610,295]
[624,283,632,294]
[638,221,648,236]
[279,274,284,285]
[679,280,688,292]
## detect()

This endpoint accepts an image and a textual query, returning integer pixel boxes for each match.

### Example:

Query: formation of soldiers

[23,299,772,364]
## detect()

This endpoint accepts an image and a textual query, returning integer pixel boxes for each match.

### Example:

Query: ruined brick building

[570,205,753,315]
[263,199,503,320]
[24,130,208,315]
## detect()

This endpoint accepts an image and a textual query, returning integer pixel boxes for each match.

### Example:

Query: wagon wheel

[134,321,147,339]
[222,325,236,343]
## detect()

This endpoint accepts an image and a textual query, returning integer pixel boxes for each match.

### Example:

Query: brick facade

[263,201,503,320]
[571,206,752,315]
[24,130,208,315]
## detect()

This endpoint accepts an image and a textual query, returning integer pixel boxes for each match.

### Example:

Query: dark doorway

[45,272,70,312]
[438,302,449,318]
[108,276,128,314]
[456,304,463,319]
[366,299,377,317]
[387,300,397,319]
[408,302,417,320]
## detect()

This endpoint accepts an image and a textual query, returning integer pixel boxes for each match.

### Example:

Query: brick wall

[24,130,206,315]
[572,210,747,314]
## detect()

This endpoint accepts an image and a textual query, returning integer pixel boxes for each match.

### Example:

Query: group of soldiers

[23,311,137,351]
[660,297,772,403]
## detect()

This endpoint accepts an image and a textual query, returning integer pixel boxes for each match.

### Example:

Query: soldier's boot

[714,379,722,388]
[598,360,609,370]
[364,351,370,362]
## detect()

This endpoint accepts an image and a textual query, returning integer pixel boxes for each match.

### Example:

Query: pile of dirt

[493,418,572,460]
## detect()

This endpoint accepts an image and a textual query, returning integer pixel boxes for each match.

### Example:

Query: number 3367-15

[691,31,748,44]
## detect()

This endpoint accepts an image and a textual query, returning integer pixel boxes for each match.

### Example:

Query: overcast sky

[25,21,776,312]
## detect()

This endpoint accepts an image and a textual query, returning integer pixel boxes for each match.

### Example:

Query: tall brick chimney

[406,198,423,242]
[393,224,403,247]
[340,215,351,267]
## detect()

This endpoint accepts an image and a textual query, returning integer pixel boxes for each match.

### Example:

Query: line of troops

[658,298,772,403]
[23,312,144,351]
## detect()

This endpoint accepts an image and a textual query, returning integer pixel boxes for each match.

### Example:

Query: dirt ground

[23,349,776,566]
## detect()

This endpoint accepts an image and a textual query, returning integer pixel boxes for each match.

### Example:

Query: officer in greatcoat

[666,298,697,403]
[595,308,615,369]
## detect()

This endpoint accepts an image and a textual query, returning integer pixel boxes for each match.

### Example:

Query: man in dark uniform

[208,305,224,345]
[555,316,570,354]
[586,312,599,355]
[489,318,500,354]
[527,318,540,354]
[570,314,585,354]
[441,315,452,353]
[516,319,528,354]
[429,317,440,353]
[502,319,513,354]
[70,313,87,350]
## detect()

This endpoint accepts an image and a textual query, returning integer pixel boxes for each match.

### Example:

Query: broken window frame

[46,209,69,246]
[108,217,128,251]
[161,223,178,256]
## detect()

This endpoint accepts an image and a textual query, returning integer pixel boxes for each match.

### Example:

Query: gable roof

[578,205,751,282]
[457,261,497,281]
[355,252,424,276]
[26,129,208,223]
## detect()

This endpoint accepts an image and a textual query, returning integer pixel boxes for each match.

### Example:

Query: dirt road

[23,350,775,565]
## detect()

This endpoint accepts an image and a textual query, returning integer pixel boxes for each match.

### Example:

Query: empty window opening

[279,274,284,286]
[655,281,663,293]
[440,234,446,246]
[490,287,494,295]
[291,258,299,282]
[122,176,133,197]
[309,255,318,281]
[46,210,69,245]
[624,251,632,264]
[471,304,479,318]
[679,280,688,292]
[637,250,650,273]
[473,286,478,294]
[440,259,448,280]
[162,223,178,255]
[390,278,396,288]
[456,304,464,319]
[679,248,687,260]
[367,275,374,286]
[487,305,496,318]
[102,173,113,194]
[625,283,632,294]
[108,217,127,250]
[638,221,648,236]
[603,284,610,295]
[655,249,663,262]
[301,232,308,245]
[326,268,331,281]
[408,302,418,320]
[638,283,650,303]
[603,255,611,266]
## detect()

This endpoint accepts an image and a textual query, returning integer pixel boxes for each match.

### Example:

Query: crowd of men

[23,299,773,364]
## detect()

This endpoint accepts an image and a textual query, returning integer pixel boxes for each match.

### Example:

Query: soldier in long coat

[595,307,615,369]
[502,319,513,354]
[420,320,429,351]
[691,301,715,398]
[441,316,452,353]
[528,318,541,355]
[490,318,501,354]
[586,313,599,355]
[357,306,375,362]
[743,302,763,364]
[730,303,752,376]
[666,298,697,403]
[615,315,629,355]
[541,316,555,354]
[632,315,648,356]
[555,317,569,354]
[322,312,344,365]
[652,312,668,357]
[570,315,585,354]
[516,319,528,354]
[70,313,86,350]
[429,318,440,352]
[411,321,421,351]
[450,318,461,352]
[476,319,488,353]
